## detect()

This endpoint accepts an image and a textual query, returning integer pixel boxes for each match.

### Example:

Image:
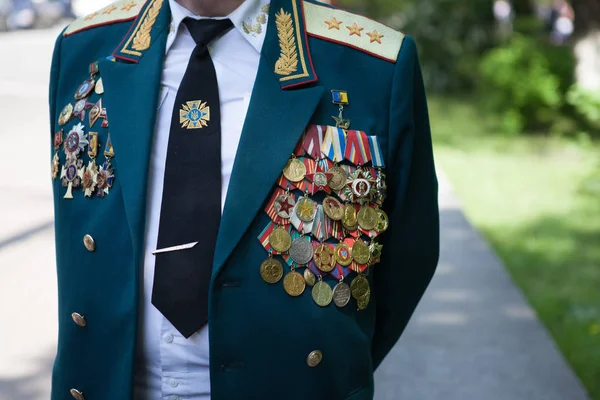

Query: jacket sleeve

[371,35,440,370]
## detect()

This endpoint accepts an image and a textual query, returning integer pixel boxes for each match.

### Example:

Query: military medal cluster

[258,91,387,311]
[52,61,115,199]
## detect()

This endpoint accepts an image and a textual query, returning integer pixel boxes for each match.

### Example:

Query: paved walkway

[0,27,590,400]
[374,172,590,400]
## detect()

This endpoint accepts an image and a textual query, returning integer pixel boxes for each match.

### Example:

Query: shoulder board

[303,1,404,63]
[63,0,144,37]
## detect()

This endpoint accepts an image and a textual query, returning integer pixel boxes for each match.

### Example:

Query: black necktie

[152,18,233,338]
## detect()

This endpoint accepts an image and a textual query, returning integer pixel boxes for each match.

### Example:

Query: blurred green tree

[338,0,496,92]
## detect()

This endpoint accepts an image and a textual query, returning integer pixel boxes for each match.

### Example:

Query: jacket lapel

[98,0,170,253]
[213,0,323,276]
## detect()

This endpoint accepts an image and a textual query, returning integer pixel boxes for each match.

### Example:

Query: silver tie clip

[152,242,199,255]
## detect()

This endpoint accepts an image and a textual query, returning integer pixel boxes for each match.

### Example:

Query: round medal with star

[295,196,318,223]
[274,193,296,219]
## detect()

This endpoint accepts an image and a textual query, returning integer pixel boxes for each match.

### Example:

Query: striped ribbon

[368,135,385,168]
[344,130,372,166]
[303,125,326,160]
[322,126,346,163]
[311,205,328,241]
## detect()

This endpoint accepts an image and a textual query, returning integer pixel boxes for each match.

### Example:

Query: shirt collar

[167,0,271,54]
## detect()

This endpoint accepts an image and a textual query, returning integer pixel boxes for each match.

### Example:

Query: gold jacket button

[83,235,96,252]
[71,313,86,327]
[70,389,85,400]
[307,350,323,367]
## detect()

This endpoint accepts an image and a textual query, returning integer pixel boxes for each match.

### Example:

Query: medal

[341,203,358,231]
[269,226,292,253]
[327,164,347,191]
[289,236,313,265]
[306,164,332,194]
[82,161,99,197]
[342,169,377,205]
[376,208,389,233]
[63,123,88,162]
[96,160,114,198]
[273,191,296,220]
[351,274,370,300]
[323,196,344,221]
[357,290,371,310]
[283,270,306,296]
[369,242,383,266]
[314,243,335,273]
[282,156,306,182]
[331,90,350,129]
[260,256,284,284]
[295,196,317,223]
[357,205,378,231]
[352,239,370,265]
[334,241,353,266]
[89,98,104,128]
[74,77,96,100]
[60,159,85,199]
[312,280,333,307]
[51,130,63,179]
[304,268,316,287]
[95,77,104,95]
[332,281,351,307]
[58,104,73,126]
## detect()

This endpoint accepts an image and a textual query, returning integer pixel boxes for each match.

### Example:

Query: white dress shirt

[134,1,269,399]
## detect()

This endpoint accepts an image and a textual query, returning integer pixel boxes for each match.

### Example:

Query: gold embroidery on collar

[278,0,310,82]
[132,0,164,51]
[274,8,299,76]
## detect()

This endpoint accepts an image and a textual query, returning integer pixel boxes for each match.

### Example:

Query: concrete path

[374,172,590,400]
[0,27,590,400]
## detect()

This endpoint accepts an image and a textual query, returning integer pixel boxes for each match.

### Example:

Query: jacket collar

[166,0,270,54]
[112,0,318,89]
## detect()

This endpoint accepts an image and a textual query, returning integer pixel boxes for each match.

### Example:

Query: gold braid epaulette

[132,0,163,51]
[274,8,299,76]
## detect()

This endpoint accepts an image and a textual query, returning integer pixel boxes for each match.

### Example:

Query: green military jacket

[49,0,439,399]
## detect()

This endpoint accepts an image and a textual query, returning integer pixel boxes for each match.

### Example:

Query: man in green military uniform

[49,0,439,398]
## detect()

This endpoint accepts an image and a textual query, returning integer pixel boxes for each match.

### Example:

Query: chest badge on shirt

[180,100,210,129]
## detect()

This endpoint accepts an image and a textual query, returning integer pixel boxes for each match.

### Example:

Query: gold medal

[352,240,371,265]
[357,290,371,310]
[334,242,353,266]
[312,281,333,307]
[304,268,316,287]
[341,204,358,230]
[357,205,378,231]
[58,104,73,126]
[283,271,306,297]
[260,257,284,284]
[314,243,335,273]
[283,157,306,182]
[269,227,292,253]
[376,208,389,233]
[295,196,317,222]
[328,165,347,191]
[369,242,384,266]
[351,274,370,299]
[322,196,344,221]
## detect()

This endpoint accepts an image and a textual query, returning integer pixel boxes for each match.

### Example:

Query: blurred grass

[429,96,600,399]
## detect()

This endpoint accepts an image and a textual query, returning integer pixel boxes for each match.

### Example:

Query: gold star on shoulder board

[346,23,364,37]
[325,17,342,30]
[367,30,384,44]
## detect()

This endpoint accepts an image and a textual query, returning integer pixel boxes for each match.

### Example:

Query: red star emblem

[306,165,333,194]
